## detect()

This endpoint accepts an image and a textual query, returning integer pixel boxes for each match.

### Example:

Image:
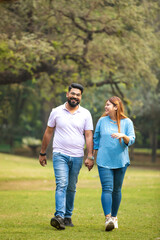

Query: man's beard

[67,98,80,107]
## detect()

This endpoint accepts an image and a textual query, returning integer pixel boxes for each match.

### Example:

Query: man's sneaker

[50,215,65,230]
[105,216,114,231]
[64,217,74,227]
[112,216,118,229]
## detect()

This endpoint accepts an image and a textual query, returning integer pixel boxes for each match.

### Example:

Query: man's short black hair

[68,83,84,94]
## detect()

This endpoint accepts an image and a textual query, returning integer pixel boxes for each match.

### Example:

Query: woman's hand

[111,133,130,144]
[111,133,125,139]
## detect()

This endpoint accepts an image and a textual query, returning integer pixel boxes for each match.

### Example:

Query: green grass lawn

[0,153,160,240]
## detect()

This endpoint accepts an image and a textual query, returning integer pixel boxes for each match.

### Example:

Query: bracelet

[87,156,94,160]
[39,152,46,156]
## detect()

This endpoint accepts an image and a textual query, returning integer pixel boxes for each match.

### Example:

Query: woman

[93,96,135,231]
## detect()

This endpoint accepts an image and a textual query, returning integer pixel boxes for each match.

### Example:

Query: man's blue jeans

[53,152,83,219]
[98,165,128,217]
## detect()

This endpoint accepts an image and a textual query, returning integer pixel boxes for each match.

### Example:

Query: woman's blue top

[93,116,135,169]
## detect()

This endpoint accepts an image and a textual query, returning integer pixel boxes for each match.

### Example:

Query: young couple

[39,83,135,231]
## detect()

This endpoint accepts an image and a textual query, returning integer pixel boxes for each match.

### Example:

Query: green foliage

[0,41,14,72]
[0,0,160,155]
[22,137,41,147]
[0,83,43,146]
[135,131,143,147]
[0,0,159,94]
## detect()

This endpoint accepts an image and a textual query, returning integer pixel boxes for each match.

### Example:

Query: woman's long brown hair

[102,96,127,143]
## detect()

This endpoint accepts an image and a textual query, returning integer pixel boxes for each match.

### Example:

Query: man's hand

[38,126,54,167]
[84,158,94,171]
[39,155,47,167]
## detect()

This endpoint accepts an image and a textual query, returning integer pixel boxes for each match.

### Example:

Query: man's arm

[39,126,54,167]
[84,130,94,171]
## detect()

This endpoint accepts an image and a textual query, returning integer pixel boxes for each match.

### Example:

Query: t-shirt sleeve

[47,109,56,128]
[84,110,93,130]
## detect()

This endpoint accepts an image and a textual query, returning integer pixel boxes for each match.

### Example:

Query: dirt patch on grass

[0,179,101,191]
[0,180,55,191]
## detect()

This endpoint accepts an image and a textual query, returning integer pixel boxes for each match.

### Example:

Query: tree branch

[0,71,32,85]
[57,10,118,35]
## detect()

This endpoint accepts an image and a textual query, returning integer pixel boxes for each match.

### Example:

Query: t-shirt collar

[63,102,81,113]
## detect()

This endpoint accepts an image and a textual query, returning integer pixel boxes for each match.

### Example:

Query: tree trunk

[130,145,134,161]
[151,130,157,163]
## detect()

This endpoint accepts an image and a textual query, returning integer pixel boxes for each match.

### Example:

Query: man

[39,83,94,230]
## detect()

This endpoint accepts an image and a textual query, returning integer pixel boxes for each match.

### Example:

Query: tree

[0,0,160,159]
[0,82,42,147]
[128,0,160,162]
[0,0,159,100]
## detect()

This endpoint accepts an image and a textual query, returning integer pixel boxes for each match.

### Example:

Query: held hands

[84,158,94,171]
[39,155,47,167]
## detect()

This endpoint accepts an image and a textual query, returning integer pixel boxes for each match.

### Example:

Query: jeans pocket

[53,152,60,157]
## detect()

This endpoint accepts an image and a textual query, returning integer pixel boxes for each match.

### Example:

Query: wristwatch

[39,152,46,156]
[87,156,94,160]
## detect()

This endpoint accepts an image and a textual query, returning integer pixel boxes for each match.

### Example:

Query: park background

[0,0,160,239]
